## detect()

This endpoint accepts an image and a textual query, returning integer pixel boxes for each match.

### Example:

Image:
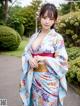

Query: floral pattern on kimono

[19,29,68,106]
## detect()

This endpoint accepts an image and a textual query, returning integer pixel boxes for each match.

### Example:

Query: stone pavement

[0,55,80,106]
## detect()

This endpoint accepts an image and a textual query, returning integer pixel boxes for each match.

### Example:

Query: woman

[19,3,68,106]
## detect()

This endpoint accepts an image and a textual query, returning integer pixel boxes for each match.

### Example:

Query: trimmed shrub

[67,47,80,61]
[7,16,25,37]
[17,24,24,37]
[66,56,80,86]
[66,47,80,87]
[56,11,80,47]
[9,22,24,37]
[0,25,21,51]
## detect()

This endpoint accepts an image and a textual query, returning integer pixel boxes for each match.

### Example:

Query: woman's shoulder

[29,32,39,41]
[51,29,64,41]
[30,32,38,38]
[56,32,64,41]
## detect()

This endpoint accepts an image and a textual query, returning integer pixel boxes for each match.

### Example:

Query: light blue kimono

[19,29,68,106]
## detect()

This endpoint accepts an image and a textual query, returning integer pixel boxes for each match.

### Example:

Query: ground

[0,55,80,106]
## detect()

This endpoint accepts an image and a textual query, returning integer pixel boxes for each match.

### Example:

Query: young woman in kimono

[19,3,68,106]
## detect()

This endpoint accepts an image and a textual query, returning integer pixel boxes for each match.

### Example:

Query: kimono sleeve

[22,33,36,73]
[22,34,35,62]
[46,34,68,79]
[19,34,36,106]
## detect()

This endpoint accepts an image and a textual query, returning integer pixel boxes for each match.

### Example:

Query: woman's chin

[43,26,50,30]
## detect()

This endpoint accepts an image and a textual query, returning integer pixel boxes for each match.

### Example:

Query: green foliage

[7,6,25,36]
[15,0,42,37]
[0,0,12,23]
[17,24,24,37]
[31,0,42,13]
[67,47,80,61]
[77,71,80,82]
[7,16,25,37]
[59,3,71,15]
[6,0,42,37]
[66,66,78,85]
[0,0,42,37]
[56,11,80,47]
[66,57,80,85]
[66,47,80,86]
[19,6,36,36]
[0,6,4,20]
[0,39,28,57]
[0,25,21,51]
[59,2,80,15]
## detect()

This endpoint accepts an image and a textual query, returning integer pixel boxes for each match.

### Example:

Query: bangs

[40,8,54,19]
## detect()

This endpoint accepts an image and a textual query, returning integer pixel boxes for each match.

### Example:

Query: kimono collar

[37,28,55,36]
[47,28,56,37]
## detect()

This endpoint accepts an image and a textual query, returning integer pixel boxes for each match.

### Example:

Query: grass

[0,37,29,57]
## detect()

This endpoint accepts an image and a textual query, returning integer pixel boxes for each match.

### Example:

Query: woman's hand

[29,57,38,69]
[34,56,46,63]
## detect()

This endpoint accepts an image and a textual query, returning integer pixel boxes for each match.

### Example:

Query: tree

[7,5,25,36]
[59,0,80,15]
[17,0,42,36]
[31,0,42,14]
[0,0,12,22]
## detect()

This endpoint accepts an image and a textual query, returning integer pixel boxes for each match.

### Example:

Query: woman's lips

[44,24,49,27]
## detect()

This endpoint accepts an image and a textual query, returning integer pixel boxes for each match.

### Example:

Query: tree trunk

[4,0,8,23]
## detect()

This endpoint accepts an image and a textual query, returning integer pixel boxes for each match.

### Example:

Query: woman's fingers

[29,57,38,68]
[34,56,44,62]
[34,56,40,62]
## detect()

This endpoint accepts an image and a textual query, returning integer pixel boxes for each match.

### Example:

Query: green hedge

[56,11,80,47]
[66,56,80,85]
[67,47,80,61]
[66,47,80,86]
[0,25,21,51]
[7,17,25,37]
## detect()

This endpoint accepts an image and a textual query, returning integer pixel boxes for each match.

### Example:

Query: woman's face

[40,11,55,30]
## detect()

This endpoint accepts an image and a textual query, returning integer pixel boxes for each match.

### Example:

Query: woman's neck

[41,28,50,34]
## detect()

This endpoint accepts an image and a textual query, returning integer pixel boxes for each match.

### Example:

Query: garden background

[0,0,80,94]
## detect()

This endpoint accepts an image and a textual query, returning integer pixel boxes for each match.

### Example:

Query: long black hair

[38,3,58,29]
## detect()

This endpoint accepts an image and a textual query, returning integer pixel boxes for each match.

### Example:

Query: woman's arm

[45,35,68,78]
[22,33,38,72]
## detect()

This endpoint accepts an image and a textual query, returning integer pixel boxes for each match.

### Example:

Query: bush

[66,56,80,85]
[17,24,24,37]
[19,7,36,37]
[77,71,80,82]
[7,15,25,37]
[67,47,80,61]
[7,6,36,37]
[66,47,80,86]
[9,22,24,37]
[66,66,78,85]
[0,20,5,25]
[56,11,80,47]
[0,25,21,51]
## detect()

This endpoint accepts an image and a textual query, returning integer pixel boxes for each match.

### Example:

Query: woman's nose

[45,18,49,23]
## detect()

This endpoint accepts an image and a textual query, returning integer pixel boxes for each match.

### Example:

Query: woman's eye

[42,17,54,20]
[43,16,47,19]
[50,18,54,20]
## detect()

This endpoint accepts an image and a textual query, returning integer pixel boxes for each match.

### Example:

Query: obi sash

[32,52,55,57]
[31,53,55,72]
